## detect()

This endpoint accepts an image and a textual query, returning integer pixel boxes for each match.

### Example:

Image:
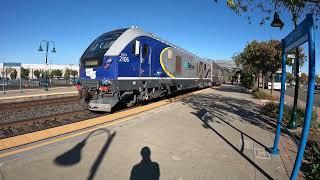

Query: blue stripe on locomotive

[79,36,170,80]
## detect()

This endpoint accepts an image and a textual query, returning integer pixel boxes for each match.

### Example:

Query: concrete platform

[0,86,300,180]
[0,87,78,104]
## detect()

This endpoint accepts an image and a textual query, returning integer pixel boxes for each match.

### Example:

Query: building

[0,63,79,79]
[214,60,240,72]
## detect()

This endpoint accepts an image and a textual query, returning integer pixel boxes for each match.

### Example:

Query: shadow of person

[130,146,160,180]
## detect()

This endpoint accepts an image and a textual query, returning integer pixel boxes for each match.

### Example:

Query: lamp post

[38,40,56,91]
[270,11,299,129]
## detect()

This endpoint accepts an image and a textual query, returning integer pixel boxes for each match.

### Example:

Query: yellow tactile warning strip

[0,88,209,158]
[0,116,135,159]
[0,91,78,100]
[0,99,170,151]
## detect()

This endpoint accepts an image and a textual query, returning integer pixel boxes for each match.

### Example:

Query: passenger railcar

[78,27,216,112]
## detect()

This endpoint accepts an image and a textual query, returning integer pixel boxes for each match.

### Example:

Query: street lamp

[270,11,300,129]
[271,11,284,29]
[38,40,56,91]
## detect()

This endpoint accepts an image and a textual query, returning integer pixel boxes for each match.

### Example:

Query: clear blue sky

[0,0,319,73]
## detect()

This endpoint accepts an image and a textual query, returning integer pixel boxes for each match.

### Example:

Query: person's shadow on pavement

[130,146,160,180]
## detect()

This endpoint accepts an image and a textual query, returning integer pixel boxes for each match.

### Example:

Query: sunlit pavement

[0,85,293,180]
[272,86,320,119]
[285,86,320,107]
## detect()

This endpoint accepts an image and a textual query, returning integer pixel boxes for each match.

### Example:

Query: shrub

[262,103,318,128]
[262,103,320,179]
[241,72,254,88]
[304,142,320,180]
[261,102,278,118]
[253,91,277,101]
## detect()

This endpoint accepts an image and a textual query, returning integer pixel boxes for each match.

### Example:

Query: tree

[316,76,320,84]
[10,69,17,80]
[301,72,308,84]
[41,70,49,78]
[34,70,41,79]
[233,40,282,94]
[216,0,320,29]
[50,69,62,78]
[21,67,30,79]
[70,70,78,77]
[64,68,71,79]
[287,72,295,84]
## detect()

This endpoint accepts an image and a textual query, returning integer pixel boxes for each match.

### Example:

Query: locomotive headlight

[106,58,113,63]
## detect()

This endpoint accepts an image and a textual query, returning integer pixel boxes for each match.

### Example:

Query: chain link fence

[0,78,77,91]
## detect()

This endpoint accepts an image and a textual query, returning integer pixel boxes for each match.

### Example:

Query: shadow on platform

[54,128,116,180]
[213,85,251,94]
[183,89,276,132]
[130,146,160,180]
[191,108,274,180]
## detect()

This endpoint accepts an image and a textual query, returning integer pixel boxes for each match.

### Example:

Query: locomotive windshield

[81,28,128,67]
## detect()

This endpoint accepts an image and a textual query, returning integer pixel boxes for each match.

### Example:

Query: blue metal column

[290,14,316,180]
[270,39,287,155]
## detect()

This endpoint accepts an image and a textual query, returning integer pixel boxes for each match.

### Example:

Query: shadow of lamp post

[38,40,56,91]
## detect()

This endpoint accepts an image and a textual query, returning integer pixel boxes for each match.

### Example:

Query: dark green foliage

[240,71,254,88]
[262,102,320,179]
[64,68,71,79]
[263,102,318,129]
[33,70,41,79]
[41,71,50,78]
[10,69,17,80]
[304,142,320,180]
[216,0,320,29]
[70,70,78,77]
[21,67,30,79]
[50,69,62,78]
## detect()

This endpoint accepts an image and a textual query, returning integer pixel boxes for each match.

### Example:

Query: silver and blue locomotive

[78,27,220,112]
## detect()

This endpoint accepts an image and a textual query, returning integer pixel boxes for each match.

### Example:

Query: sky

[0,0,319,73]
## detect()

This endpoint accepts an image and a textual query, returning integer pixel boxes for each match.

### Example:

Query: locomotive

[78,27,221,112]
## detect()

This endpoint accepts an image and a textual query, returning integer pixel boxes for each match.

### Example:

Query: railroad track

[0,87,209,139]
[0,110,103,139]
[0,96,80,112]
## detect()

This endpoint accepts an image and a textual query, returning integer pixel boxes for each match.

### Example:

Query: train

[77,27,224,112]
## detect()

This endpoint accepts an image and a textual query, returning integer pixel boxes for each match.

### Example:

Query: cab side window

[131,42,136,55]
[142,44,148,57]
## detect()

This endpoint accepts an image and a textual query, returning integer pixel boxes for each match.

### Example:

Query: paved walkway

[0,85,299,180]
[0,86,78,103]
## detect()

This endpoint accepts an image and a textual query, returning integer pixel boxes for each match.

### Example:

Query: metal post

[290,14,315,180]
[2,66,5,94]
[19,66,22,93]
[44,41,49,91]
[269,39,287,155]
[210,61,214,85]
[288,19,299,129]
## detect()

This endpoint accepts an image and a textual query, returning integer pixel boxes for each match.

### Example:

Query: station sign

[283,15,313,52]
[3,62,21,67]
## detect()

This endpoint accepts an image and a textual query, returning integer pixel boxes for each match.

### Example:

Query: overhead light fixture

[271,11,284,29]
